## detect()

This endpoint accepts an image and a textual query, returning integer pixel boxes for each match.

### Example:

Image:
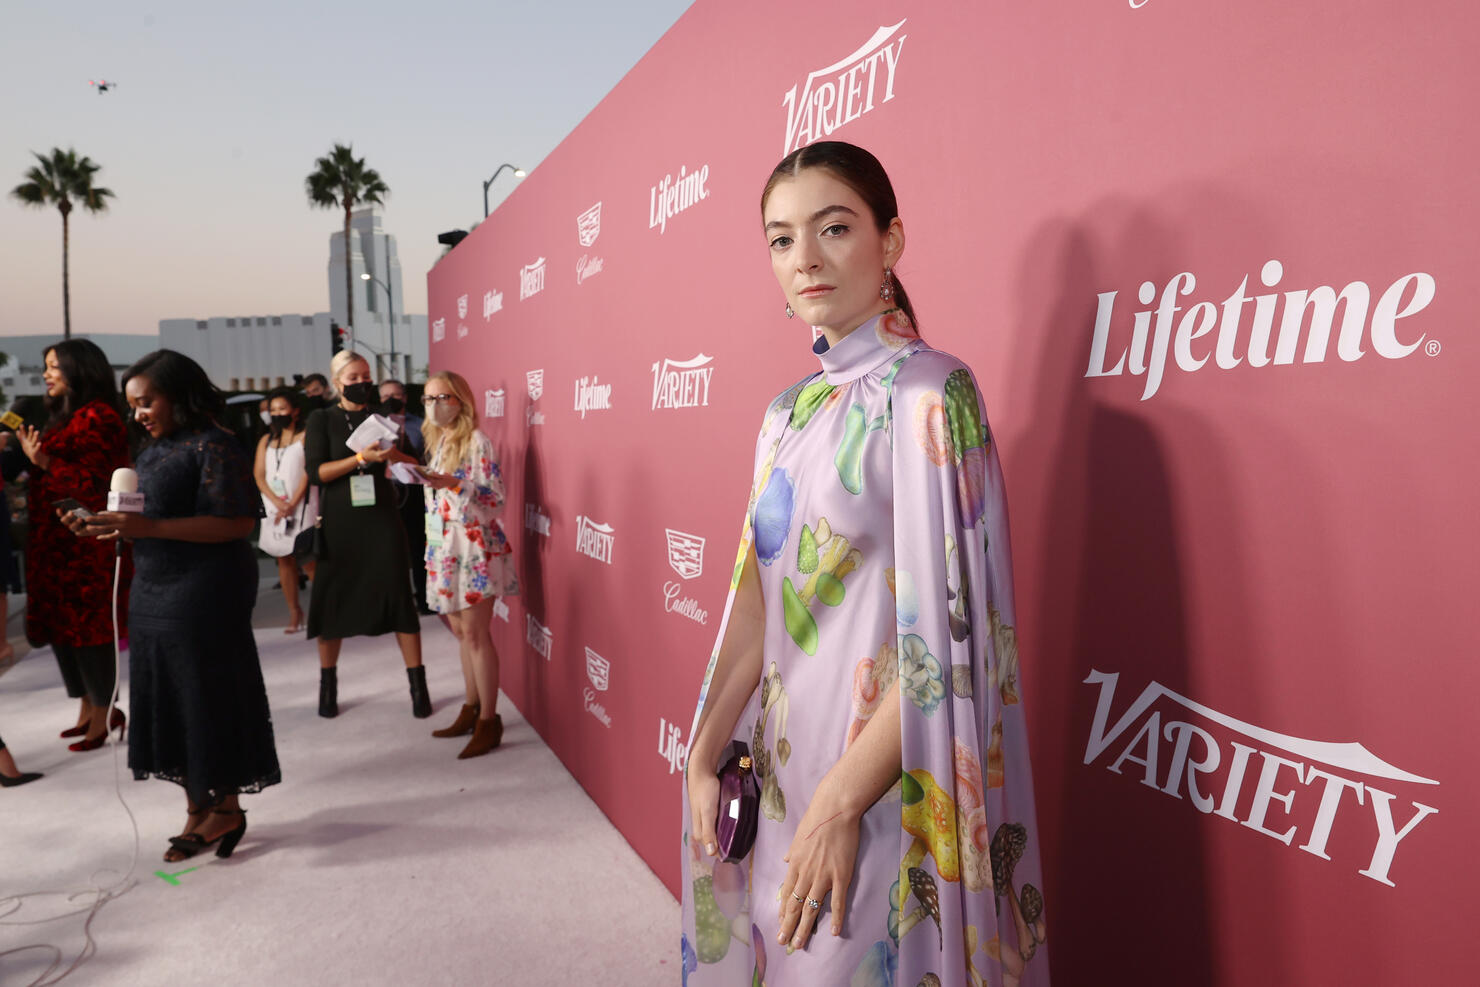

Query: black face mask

[304,393,328,409]
[270,414,293,430]
[381,396,405,414]
[340,382,376,406]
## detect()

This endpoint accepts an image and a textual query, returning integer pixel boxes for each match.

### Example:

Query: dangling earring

[785,303,794,319]
[880,269,894,302]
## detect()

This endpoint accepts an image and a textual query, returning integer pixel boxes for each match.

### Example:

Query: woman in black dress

[68,350,280,861]
[304,351,429,719]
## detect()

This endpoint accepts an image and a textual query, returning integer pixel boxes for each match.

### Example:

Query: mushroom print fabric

[681,312,1050,986]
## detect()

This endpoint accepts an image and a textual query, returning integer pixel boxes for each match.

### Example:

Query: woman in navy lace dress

[68,350,280,862]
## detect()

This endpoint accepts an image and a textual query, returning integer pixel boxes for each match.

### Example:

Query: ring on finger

[790,891,805,902]
[806,897,821,910]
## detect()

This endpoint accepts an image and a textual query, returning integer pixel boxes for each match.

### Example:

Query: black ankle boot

[407,666,431,718]
[319,667,338,718]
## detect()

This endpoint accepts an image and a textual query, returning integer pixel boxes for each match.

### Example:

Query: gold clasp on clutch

[738,755,752,773]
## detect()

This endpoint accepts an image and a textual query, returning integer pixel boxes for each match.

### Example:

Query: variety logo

[649,164,711,234]
[658,716,688,775]
[483,289,503,319]
[432,317,446,343]
[484,388,506,419]
[782,19,907,155]
[526,369,544,402]
[520,257,546,300]
[457,294,469,319]
[585,647,610,691]
[574,375,612,418]
[651,354,714,410]
[577,202,602,246]
[583,687,612,728]
[574,514,615,564]
[493,598,510,622]
[1085,261,1437,401]
[1083,670,1439,887]
[524,504,551,536]
[576,254,604,285]
[526,614,553,659]
[665,529,705,580]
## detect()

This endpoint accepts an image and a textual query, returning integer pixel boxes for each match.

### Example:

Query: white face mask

[260,410,272,425]
[431,403,458,427]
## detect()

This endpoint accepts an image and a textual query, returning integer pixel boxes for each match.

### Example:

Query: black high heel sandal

[168,808,248,860]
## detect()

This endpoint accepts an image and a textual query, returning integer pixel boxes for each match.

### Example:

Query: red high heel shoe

[68,708,126,752]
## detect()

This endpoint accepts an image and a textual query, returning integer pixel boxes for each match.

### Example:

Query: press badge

[426,511,445,547]
[269,477,288,498]
[349,474,376,507]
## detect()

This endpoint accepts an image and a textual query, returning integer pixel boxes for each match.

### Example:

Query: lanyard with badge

[425,441,448,546]
[347,410,377,507]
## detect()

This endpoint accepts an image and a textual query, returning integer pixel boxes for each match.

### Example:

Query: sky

[0,0,694,336]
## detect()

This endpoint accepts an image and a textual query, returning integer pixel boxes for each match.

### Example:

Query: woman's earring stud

[785,303,794,319]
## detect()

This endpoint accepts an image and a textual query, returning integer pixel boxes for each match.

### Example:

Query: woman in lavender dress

[681,143,1050,986]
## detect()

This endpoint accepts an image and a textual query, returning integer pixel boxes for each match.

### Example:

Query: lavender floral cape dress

[680,312,1050,987]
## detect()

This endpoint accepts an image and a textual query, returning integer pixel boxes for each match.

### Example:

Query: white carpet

[0,583,679,986]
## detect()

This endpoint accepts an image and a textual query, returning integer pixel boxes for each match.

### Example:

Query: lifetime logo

[1083,670,1438,887]
[649,165,710,235]
[573,375,612,418]
[782,20,907,155]
[483,289,503,320]
[574,514,615,565]
[651,354,714,410]
[1086,261,1437,401]
[431,317,446,343]
[457,294,468,320]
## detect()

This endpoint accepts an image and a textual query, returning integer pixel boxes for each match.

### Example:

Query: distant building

[158,313,337,392]
[328,206,427,382]
[157,205,427,389]
[0,333,159,399]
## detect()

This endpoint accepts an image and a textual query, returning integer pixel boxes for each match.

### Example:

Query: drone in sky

[88,79,117,94]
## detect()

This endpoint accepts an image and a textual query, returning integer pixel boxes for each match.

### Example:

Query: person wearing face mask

[253,388,318,633]
[301,373,331,411]
[420,371,517,758]
[380,378,431,615]
[303,352,429,719]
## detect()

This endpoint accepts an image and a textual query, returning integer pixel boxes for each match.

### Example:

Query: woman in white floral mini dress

[420,370,518,759]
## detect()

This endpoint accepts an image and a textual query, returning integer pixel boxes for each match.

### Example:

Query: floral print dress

[681,312,1050,987]
[423,429,518,613]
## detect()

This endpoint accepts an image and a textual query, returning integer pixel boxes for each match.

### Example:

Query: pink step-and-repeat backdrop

[427,2,1475,982]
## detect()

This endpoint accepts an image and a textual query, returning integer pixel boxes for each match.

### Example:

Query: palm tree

[10,148,115,339]
[305,144,388,340]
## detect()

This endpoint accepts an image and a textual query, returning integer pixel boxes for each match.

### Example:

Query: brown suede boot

[431,703,480,738]
[457,714,504,759]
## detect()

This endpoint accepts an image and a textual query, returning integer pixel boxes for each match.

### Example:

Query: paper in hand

[388,461,431,485]
[345,414,399,453]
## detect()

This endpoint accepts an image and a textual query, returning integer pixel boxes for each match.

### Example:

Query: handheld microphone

[0,400,25,431]
[107,467,144,513]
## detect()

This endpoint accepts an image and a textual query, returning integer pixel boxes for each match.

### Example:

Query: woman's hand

[57,508,94,537]
[80,511,155,542]
[686,749,722,858]
[776,780,861,952]
[268,495,291,518]
[17,425,45,467]
[421,470,460,491]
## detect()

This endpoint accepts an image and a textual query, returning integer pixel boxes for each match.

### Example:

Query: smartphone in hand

[51,498,95,519]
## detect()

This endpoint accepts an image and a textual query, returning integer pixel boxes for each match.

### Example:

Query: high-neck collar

[811,310,921,384]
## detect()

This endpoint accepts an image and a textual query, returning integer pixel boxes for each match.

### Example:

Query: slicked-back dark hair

[121,350,227,441]
[43,338,120,432]
[760,140,919,330]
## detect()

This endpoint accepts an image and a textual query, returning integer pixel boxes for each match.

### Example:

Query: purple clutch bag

[715,739,759,863]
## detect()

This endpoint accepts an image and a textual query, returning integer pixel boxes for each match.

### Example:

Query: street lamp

[482,163,526,217]
[361,272,397,379]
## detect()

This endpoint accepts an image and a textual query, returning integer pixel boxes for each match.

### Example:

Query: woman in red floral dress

[16,339,132,749]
